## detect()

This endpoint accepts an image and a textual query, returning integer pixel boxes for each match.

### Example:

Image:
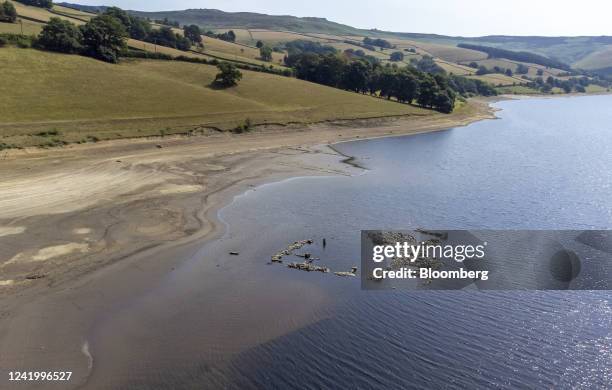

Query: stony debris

[271,239,313,263]
[270,240,357,278]
[335,267,358,277]
[25,274,46,280]
[271,255,283,263]
[295,253,319,261]
[288,262,329,273]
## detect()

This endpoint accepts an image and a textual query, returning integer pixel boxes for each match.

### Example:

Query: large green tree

[103,7,151,41]
[80,15,127,63]
[128,17,151,40]
[0,1,17,23]
[183,24,202,44]
[341,60,371,93]
[147,26,191,51]
[433,90,455,113]
[37,17,83,53]
[103,7,131,29]
[390,51,404,62]
[217,30,236,42]
[394,69,419,103]
[259,45,273,62]
[214,62,242,87]
[416,75,440,108]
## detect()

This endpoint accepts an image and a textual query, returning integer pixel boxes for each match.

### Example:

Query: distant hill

[375,31,612,70]
[457,43,571,70]
[57,2,107,14]
[58,3,612,74]
[58,3,360,35]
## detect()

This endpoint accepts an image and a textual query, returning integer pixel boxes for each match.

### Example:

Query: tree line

[458,43,571,71]
[36,15,126,62]
[204,30,236,42]
[103,7,198,51]
[410,56,446,74]
[468,62,530,77]
[33,6,209,62]
[527,75,610,93]
[286,45,496,113]
[363,37,393,49]
[154,17,180,28]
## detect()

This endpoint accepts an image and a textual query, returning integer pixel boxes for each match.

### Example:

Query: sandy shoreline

[0,98,496,298]
[0,98,497,388]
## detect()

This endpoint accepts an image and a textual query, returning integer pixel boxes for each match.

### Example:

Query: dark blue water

[91,96,611,389]
[216,96,611,389]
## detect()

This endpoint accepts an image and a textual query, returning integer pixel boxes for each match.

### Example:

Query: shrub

[183,24,202,44]
[232,118,252,134]
[37,17,83,54]
[0,33,35,48]
[0,1,18,23]
[146,26,191,51]
[390,51,404,62]
[34,129,60,136]
[260,45,273,61]
[81,15,127,63]
[123,49,173,60]
[213,62,242,87]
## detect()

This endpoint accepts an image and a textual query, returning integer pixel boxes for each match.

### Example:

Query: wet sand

[0,99,495,388]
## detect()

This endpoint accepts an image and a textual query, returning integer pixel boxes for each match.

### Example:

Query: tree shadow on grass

[207,81,237,90]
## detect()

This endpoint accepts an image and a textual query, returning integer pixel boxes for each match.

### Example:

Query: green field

[200,36,287,68]
[0,19,44,35]
[7,2,601,86]
[4,3,290,71]
[435,60,475,75]
[471,58,565,79]
[466,73,525,87]
[53,3,612,70]
[52,4,94,20]
[0,48,431,148]
[585,84,611,93]
[496,85,540,94]
[573,45,612,70]
[8,1,86,25]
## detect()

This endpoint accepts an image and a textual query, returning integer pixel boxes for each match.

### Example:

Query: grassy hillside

[574,45,612,70]
[200,35,286,66]
[1,2,290,70]
[0,48,430,148]
[55,2,612,69]
[375,32,612,67]
[0,18,43,35]
[9,1,87,24]
[124,7,360,35]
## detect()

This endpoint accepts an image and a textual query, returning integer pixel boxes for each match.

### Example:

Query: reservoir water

[90,95,612,388]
